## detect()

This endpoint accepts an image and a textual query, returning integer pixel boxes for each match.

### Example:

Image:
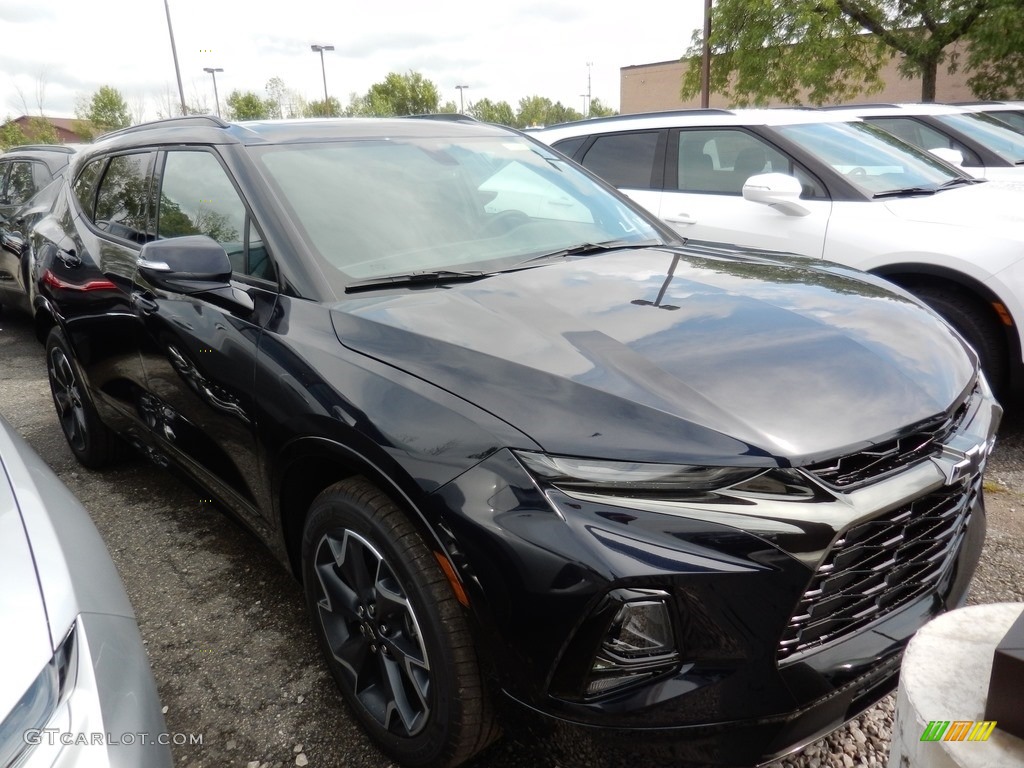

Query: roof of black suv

[90,114,515,154]
[1,143,82,175]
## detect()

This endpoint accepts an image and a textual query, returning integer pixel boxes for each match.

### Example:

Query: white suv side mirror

[929,147,965,167]
[742,173,809,217]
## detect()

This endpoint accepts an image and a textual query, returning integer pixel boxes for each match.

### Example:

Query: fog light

[584,593,679,697]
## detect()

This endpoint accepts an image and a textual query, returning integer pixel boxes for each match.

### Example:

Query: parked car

[31,115,1000,768]
[0,412,173,768]
[825,103,1024,182]
[953,100,1024,133]
[536,109,1024,395]
[0,145,79,319]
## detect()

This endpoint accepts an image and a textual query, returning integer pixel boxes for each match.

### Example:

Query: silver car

[0,414,173,768]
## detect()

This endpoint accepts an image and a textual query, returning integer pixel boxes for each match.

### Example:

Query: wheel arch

[871,263,1021,379]
[274,436,454,583]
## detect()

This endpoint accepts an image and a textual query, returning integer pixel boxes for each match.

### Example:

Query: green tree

[1,117,28,150]
[305,97,342,117]
[587,98,617,118]
[350,71,442,116]
[964,0,1024,98]
[681,0,1019,104]
[74,85,132,139]
[225,90,275,121]
[514,96,582,128]
[468,98,516,126]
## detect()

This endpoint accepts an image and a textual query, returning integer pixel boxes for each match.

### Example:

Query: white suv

[535,109,1024,394]
[825,103,1024,183]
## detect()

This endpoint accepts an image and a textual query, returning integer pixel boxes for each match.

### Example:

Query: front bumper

[427,382,998,766]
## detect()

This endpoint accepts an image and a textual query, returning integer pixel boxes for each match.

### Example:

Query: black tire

[301,477,499,768]
[912,285,1008,396]
[45,326,124,468]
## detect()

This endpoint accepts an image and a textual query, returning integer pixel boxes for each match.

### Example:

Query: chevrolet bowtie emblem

[932,435,992,486]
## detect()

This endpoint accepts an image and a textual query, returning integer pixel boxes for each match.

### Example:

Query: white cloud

[1,0,704,120]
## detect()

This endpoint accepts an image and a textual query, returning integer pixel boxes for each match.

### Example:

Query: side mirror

[137,235,253,311]
[742,173,810,217]
[929,147,965,167]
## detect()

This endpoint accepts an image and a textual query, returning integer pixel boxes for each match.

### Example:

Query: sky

[1,0,705,122]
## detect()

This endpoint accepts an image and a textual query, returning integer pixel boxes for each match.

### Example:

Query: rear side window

[93,153,155,243]
[578,131,660,189]
[6,161,37,206]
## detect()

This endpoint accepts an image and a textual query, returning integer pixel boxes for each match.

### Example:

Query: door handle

[664,214,697,226]
[56,248,81,267]
[131,292,158,314]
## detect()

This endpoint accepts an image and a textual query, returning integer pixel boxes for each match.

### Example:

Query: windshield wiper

[344,269,487,293]
[872,186,939,199]
[513,239,661,267]
[938,177,985,188]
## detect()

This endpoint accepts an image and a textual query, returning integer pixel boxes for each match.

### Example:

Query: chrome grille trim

[804,389,975,489]
[777,478,977,663]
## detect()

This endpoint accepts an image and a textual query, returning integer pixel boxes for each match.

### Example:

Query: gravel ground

[1,306,1022,768]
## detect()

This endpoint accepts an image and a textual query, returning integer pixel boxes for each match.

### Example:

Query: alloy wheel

[48,346,88,453]
[312,528,432,737]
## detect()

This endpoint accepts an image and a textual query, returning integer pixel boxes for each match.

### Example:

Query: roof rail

[545,108,733,130]
[405,113,479,122]
[3,144,78,153]
[97,114,231,141]
[825,103,899,110]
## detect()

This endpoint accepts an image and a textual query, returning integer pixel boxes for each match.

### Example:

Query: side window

[868,118,982,167]
[551,136,586,159]
[6,162,37,206]
[158,150,274,282]
[578,131,660,189]
[73,158,105,217]
[676,129,826,198]
[0,161,9,198]
[94,153,155,243]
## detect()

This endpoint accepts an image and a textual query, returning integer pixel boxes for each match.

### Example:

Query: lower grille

[778,478,976,662]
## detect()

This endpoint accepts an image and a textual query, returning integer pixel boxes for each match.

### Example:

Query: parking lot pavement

[2,307,1021,768]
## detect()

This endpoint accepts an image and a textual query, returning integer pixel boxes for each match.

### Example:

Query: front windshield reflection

[252,135,664,283]
[774,121,963,196]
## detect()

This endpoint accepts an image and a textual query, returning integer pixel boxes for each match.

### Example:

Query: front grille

[804,390,974,489]
[778,478,977,663]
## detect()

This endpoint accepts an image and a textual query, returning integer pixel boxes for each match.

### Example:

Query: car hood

[0,463,52,723]
[330,245,974,464]
[885,183,1024,229]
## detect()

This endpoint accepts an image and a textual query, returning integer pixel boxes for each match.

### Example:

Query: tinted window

[94,153,154,242]
[6,162,37,205]
[551,136,586,159]
[73,158,105,217]
[866,117,982,167]
[579,131,659,189]
[158,150,273,281]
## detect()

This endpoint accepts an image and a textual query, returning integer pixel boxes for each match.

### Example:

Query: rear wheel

[912,285,1008,396]
[45,327,123,468]
[301,477,499,768]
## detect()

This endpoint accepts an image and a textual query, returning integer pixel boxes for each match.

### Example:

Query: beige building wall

[621,50,977,113]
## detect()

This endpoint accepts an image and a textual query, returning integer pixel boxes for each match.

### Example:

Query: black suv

[0,144,79,317]
[31,116,999,768]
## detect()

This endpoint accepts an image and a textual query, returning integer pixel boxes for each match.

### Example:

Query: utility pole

[163,0,187,115]
[585,62,593,117]
[701,0,712,108]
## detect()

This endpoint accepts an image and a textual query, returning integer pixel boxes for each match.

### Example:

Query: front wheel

[301,477,499,768]
[912,286,1008,396]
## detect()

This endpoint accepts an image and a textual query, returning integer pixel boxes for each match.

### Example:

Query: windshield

[934,112,1024,164]
[980,109,1024,132]
[251,135,664,282]
[773,120,965,196]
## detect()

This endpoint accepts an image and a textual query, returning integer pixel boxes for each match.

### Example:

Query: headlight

[0,623,77,767]
[514,450,765,496]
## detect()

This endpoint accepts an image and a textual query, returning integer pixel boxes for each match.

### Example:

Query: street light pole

[701,0,712,108]
[163,0,187,115]
[585,62,592,118]
[456,84,469,113]
[311,44,334,103]
[203,67,223,118]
